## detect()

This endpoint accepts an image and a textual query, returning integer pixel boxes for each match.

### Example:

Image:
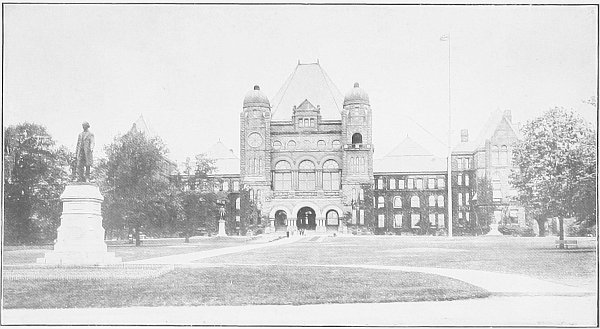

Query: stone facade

[239,63,373,233]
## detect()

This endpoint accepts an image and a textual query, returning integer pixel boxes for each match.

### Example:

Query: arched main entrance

[275,210,287,227]
[297,207,316,230]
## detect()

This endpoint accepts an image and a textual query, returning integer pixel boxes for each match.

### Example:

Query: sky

[3,4,598,164]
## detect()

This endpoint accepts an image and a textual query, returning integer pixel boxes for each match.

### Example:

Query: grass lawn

[2,236,252,264]
[2,265,489,309]
[199,236,597,290]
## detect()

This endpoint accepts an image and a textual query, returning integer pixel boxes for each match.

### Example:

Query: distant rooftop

[375,136,446,173]
[271,62,344,121]
[205,141,240,176]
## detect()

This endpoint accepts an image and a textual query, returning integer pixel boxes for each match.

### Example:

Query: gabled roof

[452,110,521,153]
[374,136,446,173]
[386,136,433,157]
[296,99,317,111]
[271,62,344,121]
[205,141,240,176]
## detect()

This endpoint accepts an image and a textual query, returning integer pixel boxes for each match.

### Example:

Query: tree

[3,123,71,244]
[511,107,596,244]
[172,154,218,242]
[100,130,177,246]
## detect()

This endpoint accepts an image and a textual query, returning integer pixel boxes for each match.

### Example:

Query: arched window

[352,188,357,201]
[377,196,385,208]
[458,192,463,206]
[429,195,436,207]
[273,141,282,150]
[359,188,364,201]
[359,157,366,173]
[332,140,341,149]
[500,145,508,165]
[322,160,340,190]
[393,196,402,208]
[303,140,311,150]
[235,197,240,210]
[298,160,316,190]
[287,140,296,150]
[273,161,292,190]
[326,210,339,226]
[465,174,470,186]
[437,195,444,208]
[352,133,363,145]
[411,196,420,208]
[317,140,326,150]
[222,181,229,191]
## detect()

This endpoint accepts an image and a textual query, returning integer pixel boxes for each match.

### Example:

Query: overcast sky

[4,4,597,163]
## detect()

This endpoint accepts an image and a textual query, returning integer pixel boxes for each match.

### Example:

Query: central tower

[240,62,374,233]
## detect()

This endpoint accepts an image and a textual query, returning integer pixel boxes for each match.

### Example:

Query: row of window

[272,139,342,151]
[376,177,446,190]
[377,195,446,208]
[297,117,316,128]
[377,211,472,228]
[273,160,340,191]
[378,213,446,228]
[184,179,240,193]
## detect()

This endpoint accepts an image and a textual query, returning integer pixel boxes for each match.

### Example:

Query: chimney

[503,109,512,123]
[460,129,469,143]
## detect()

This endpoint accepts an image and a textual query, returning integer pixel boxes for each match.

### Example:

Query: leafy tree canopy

[3,123,71,244]
[511,107,596,225]
[99,130,178,244]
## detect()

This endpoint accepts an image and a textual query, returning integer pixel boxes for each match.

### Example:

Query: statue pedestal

[217,219,227,237]
[486,223,503,236]
[37,184,121,265]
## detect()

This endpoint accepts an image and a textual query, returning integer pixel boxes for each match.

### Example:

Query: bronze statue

[75,121,94,182]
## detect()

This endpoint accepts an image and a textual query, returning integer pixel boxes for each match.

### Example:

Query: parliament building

[181,62,525,235]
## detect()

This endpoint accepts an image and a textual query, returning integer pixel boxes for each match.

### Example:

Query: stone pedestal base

[37,184,121,265]
[217,219,227,237]
[486,223,503,236]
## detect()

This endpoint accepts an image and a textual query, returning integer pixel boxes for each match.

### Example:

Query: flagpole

[445,33,453,238]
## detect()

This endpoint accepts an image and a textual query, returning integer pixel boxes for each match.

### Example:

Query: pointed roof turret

[131,114,151,135]
[271,62,343,121]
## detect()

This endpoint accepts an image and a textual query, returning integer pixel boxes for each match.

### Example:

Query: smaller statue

[75,121,94,182]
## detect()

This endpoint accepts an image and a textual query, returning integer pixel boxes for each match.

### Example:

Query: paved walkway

[3,236,597,326]
[126,235,303,265]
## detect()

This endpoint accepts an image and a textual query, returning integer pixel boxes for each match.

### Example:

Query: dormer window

[293,99,321,130]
